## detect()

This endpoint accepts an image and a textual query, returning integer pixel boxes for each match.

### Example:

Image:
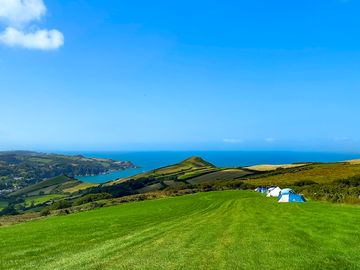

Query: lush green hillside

[245,162,360,185]
[4,157,360,218]
[0,190,359,270]
[109,156,217,185]
[187,168,253,184]
[68,158,360,210]
[105,156,255,192]
[9,175,93,197]
[24,194,65,207]
[0,175,96,216]
[0,151,136,194]
[245,163,307,171]
[1,157,218,217]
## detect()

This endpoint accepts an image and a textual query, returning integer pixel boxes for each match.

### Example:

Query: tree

[0,205,18,216]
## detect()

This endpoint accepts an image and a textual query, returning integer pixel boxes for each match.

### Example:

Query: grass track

[1,191,360,270]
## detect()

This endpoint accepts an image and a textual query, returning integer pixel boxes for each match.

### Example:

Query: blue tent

[280,188,294,195]
[278,188,306,203]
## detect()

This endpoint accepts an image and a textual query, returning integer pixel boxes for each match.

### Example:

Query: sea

[60,151,360,184]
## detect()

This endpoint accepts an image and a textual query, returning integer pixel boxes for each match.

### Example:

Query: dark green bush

[295,176,360,204]
[0,205,18,216]
[73,193,112,206]
[293,180,318,187]
[40,208,51,216]
[49,200,72,210]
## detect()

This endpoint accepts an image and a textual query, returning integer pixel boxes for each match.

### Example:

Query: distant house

[266,187,281,197]
[278,188,306,203]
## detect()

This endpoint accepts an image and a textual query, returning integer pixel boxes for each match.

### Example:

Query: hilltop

[180,156,216,167]
[108,156,216,185]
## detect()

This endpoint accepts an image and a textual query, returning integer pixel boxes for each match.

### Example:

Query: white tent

[266,187,281,197]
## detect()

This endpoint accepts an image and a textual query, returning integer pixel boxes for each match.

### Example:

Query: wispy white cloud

[265,138,276,143]
[333,136,353,142]
[223,138,244,144]
[0,0,63,50]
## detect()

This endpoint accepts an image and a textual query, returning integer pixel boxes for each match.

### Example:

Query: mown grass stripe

[0,191,360,270]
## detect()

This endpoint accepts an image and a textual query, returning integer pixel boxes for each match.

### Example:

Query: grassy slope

[187,169,253,184]
[110,159,360,189]
[62,182,97,193]
[1,190,360,270]
[246,163,360,186]
[24,194,65,207]
[245,163,306,172]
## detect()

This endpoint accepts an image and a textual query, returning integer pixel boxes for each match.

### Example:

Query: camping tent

[281,188,294,194]
[278,188,306,203]
[266,187,281,197]
[255,186,268,194]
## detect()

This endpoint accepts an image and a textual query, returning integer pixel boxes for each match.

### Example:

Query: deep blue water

[61,151,360,184]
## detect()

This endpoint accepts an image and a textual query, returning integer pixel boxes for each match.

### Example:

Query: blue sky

[1,0,360,151]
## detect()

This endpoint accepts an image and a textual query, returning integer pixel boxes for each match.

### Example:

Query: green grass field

[24,194,65,207]
[1,190,360,270]
[187,169,253,184]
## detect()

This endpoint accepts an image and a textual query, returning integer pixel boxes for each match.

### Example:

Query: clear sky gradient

[1,0,360,151]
